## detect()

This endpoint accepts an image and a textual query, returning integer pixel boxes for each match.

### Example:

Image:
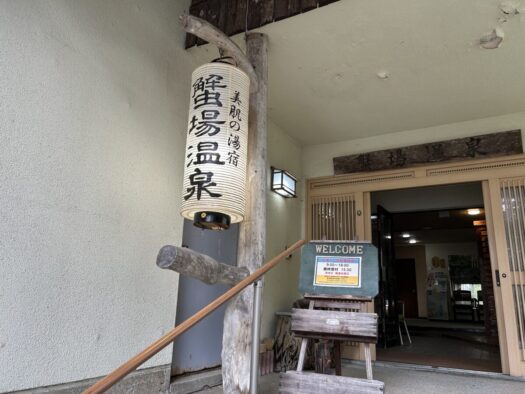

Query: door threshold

[342,359,525,382]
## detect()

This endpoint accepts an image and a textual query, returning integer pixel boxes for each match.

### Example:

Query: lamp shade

[271,167,297,198]
[180,62,250,229]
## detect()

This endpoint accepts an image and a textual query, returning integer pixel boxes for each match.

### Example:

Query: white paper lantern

[180,62,250,230]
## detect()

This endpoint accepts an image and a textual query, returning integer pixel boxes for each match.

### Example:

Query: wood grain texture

[291,309,377,342]
[248,0,274,30]
[279,371,385,394]
[186,0,207,47]
[301,0,318,12]
[333,130,523,175]
[156,245,249,285]
[274,0,301,21]
[225,0,247,36]
[296,301,314,371]
[318,0,340,6]
[185,1,341,48]
[305,300,363,311]
[304,294,373,301]
[221,32,268,394]
[314,341,332,374]
[179,14,259,92]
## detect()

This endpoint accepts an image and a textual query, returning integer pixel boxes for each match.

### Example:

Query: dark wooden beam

[274,0,301,21]
[180,14,259,91]
[333,130,523,175]
[247,0,274,30]
[301,0,319,13]
[185,0,341,49]
[225,0,248,36]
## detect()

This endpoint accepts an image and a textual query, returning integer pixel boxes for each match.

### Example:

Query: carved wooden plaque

[333,130,522,175]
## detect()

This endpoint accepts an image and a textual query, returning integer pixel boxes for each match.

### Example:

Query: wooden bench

[279,298,384,393]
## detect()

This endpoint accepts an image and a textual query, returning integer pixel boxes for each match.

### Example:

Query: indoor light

[467,208,481,216]
[409,239,417,244]
[271,167,297,198]
[402,233,411,238]
[180,61,250,230]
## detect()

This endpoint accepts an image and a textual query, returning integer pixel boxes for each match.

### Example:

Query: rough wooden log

[222,32,268,394]
[179,14,259,92]
[157,245,249,285]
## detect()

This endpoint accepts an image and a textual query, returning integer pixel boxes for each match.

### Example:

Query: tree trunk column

[221,32,268,394]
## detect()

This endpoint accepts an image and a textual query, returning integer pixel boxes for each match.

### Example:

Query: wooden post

[178,16,268,393]
[222,32,268,394]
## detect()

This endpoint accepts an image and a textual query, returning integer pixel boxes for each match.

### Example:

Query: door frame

[306,153,525,375]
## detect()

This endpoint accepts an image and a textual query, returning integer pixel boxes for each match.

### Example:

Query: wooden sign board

[333,130,522,175]
[299,241,379,297]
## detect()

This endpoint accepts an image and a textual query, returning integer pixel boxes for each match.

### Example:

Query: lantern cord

[245,0,249,34]
[211,56,237,66]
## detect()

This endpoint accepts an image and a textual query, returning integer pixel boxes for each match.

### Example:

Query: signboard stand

[296,295,373,376]
[279,241,384,393]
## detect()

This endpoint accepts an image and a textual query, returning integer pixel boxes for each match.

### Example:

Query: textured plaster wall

[261,120,303,339]
[0,1,196,391]
[302,111,525,179]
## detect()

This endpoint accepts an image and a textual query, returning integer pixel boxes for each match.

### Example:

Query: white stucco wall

[261,120,303,339]
[302,111,525,179]
[0,1,196,391]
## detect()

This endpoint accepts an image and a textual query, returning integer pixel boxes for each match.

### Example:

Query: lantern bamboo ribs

[181,62,250,230]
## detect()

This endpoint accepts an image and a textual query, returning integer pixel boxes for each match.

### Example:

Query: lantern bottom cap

[193,211,231,231]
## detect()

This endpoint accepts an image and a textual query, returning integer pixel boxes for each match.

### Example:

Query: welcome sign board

[299,241,379,297]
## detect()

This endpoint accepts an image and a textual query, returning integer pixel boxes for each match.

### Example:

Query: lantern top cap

[193,62,251,83]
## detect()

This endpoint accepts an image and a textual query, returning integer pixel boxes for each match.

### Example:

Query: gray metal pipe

[249,280,263,394]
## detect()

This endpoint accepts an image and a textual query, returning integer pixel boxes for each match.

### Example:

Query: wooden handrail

[83,239,307,394]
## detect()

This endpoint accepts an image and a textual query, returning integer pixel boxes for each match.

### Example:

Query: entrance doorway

[306,154,525,375]
[371,183,501,372]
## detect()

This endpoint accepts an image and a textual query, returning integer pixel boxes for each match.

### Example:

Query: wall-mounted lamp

[271,167,297,198]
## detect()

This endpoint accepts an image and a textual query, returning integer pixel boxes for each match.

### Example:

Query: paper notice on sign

[314,256,362,288]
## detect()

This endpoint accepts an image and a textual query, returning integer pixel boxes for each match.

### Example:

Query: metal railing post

[250,279,263,394]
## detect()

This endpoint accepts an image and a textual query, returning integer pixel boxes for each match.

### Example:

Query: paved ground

[376,333,501,372]
[199,363,525,393]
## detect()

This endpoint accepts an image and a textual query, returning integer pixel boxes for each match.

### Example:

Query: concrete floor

[376,333,501,372]
[199,363,525,393]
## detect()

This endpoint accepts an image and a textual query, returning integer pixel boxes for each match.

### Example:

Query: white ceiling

[187,0,525,146]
